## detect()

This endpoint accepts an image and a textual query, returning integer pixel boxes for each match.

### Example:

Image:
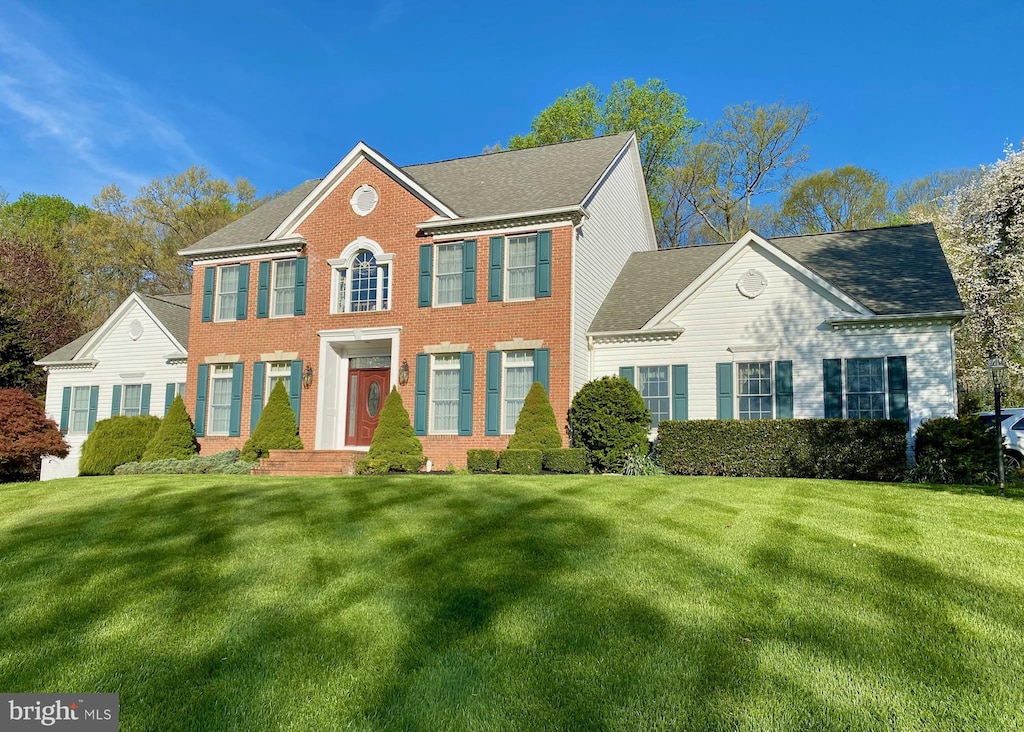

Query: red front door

[347,368,389,446]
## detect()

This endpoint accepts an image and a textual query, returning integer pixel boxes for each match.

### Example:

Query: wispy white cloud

[0,2,206,199]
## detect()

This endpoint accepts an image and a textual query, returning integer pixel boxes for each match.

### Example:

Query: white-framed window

[638,366,670,427]
[215,265,240,321]
[175,382,186,399]
[69,386,91,434]
[271,259,297,317]
[121,384,143,417]
[266,361,291,400]
[846,358,886,419]
[430,354,460,434]
[435,243,463,306]
[738,362,773,420]
[332,248,390,313]
[208,364,234,435]
[502,350,534,433]
[506,234,537,301]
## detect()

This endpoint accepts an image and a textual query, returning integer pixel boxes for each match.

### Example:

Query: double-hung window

[266,361,291,400]
[738,362,773,420]
[121,384,144,417]
[69,386,91,434]
[272,259,297,317]
[435,244,463,306]
[208,364,234,435]
[216,265,240,321]
[845,358,886,419]
[502,350,534,433]
[638,366,670,427]
[430,355,461,434]
[506,234,537,300]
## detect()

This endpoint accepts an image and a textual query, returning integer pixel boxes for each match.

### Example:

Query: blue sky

[1,0,1020,205]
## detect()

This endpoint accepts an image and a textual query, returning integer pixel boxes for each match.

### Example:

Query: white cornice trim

[178,236,306,261]
[431,220,577,242]
[417,206,587,235]
[587,328,683,344]
[38,361,98,370]
[827,311,966,331]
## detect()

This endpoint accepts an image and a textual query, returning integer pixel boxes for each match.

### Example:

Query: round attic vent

[350,184,379,216]
[737,269,768,299]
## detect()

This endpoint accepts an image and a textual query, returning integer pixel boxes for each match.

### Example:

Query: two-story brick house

[178,133,655,470]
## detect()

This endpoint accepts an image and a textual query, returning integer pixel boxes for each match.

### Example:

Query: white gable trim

[269,142,458,239]
[644,231,872,329]
[580,133,657,250]
[77,293,187,360]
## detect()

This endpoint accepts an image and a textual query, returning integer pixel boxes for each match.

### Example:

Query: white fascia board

[580,132,657,250]
[643,230,872,329]
[178,236,306,259]
[417,206,587,233]
[269,142,458,240]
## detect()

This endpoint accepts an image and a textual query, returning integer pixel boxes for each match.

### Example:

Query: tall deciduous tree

[778,166,892,233]
[659,101,815,247]
[507,79,698,221]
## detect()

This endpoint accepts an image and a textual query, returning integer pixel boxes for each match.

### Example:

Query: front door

[347,368,389,446]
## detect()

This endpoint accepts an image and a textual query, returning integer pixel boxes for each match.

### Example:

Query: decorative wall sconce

[302,364,314,390]
[398,359,410,386]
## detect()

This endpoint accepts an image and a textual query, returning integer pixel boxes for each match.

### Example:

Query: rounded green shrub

[568,376,651,473]
[79,415,161,476]
[241,381,303,462]
[507,382,562,451]
[141,395,199,462]
[362,386,424,473]
[912,416,995,485]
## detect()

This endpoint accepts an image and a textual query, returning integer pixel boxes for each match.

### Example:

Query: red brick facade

[187,157,575,467]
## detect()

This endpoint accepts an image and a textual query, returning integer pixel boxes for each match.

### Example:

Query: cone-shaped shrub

[507,381,562,451]
[141,395,199,462]
[568,375,650,473]
[358,386,424,473]
[79,415,161,476]
[241,380,302,462]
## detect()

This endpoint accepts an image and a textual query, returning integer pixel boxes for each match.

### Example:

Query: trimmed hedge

[499,449,542,475]
[569,376,651,473]
[141,395,198,462]
[542,448,588,474]
[911,416,995,484]
[115,450,255,475]
[656,418,908,481]
[467,449,498,473]
[356,387,424,474]
[79,415,161,476]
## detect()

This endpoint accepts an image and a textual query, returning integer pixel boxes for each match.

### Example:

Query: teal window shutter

[195,364,209,437]
[458,352,474,436]
[289,361,303,425]
[823,359,843,418]
[201,267,215,322]
[164,383,176,413]
[619,366,635,385]
[462,239,477,304]
[534,348,550,393]
[236,262,250,320]
[229,363,243,437]
[672,365,689,420]
[536,230,552,298]
[716,363,734,420]
[775,360,794,418]
[87,386,99,433]
[488,237,504,301]
[485,351,501,435]
[251,362,265,431]
[293,257,307,316]
[418,245,433,307]
[887,356,909,426]
[257,261,271,318]
[414,353,429,435]
[60,387,71,434]
[140,384,151,416]
[110,384,122,417]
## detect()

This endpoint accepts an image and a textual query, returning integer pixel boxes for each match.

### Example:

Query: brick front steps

[251,450,365,476]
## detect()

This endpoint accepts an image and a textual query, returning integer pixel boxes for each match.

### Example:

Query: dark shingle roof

[590,223,964,333]
[402,133,633,218]
[37,293,191,364]
[179,179,321,256]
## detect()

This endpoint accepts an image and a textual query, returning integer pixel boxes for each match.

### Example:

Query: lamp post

[988,358,1007,497]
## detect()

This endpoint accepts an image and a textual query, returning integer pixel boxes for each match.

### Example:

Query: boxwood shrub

[467,449,498,473]
[656,418,907,481]
[542,448,588,474]
[499,449,542,475]
[79,415,161,476]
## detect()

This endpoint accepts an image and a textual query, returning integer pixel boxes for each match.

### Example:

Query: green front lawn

[2,475,1023,731]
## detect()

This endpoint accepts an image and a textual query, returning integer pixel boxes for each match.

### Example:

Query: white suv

[977,408,1024,469]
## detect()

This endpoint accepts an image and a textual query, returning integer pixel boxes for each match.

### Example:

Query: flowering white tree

[939,144,1024,403]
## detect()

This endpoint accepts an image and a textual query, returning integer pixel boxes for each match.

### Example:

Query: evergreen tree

[142,395,199,461]
[360,387,424,473]
[241,381,302,462]
[507,382,562,451]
